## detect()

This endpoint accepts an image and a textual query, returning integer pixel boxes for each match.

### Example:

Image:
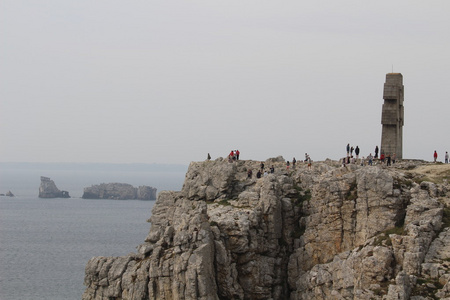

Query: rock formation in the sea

[82,183,157,200]
[82,158,450,300]
[39,176,70,198]
[5,191,14,197]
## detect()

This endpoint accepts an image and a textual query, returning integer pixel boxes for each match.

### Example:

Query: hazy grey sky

[1,1,449,165]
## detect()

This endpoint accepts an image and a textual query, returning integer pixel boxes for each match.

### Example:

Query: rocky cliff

[82,183,157,200]
[83,158,450,300]
[39,176,70,198]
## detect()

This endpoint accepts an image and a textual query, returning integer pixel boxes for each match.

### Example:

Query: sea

[0,163,187,300]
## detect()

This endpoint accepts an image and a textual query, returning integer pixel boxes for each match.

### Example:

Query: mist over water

[0,162,188,197]
[0,163,187,300]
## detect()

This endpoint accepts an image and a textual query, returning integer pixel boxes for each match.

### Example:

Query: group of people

[344,144,397,167]
[247,162,276,179]
[227,150,240,162]
[287,155,312,170]
[434,151,449,163]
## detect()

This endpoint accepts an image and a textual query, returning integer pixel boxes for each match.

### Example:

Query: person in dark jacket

[355,146,360,159]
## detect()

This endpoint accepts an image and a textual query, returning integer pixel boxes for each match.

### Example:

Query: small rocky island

[39,176,70,198]
[82,183,157,200]
[0,191,15,197]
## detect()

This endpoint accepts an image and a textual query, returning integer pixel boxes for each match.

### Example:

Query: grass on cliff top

[407,164,450,184]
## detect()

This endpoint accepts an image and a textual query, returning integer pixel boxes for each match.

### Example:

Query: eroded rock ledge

[83,158,450,299]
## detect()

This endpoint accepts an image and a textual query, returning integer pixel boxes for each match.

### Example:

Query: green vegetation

[291,223,306,239]
[292,185,311,207]
[218,199,231,206]
[206,199,232,206]
[411,277,443,299]
[393,178,413,189]
[441,206,450,229]
[345,181,358,200]
[373,225,406,247]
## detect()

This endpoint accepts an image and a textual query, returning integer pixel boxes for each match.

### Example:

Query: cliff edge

[83,158,450,300]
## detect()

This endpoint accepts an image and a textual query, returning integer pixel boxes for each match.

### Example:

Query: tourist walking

[434,151,438,163]
[236,150,240,160]
[375,146,379,159]
[368,153,373,166]
[445,151,449,164]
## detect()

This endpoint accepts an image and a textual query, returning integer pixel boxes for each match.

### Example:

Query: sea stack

[38,176,70,198]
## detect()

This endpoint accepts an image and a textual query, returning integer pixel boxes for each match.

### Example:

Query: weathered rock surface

[38,176,70,198]
[83,158,450,299]
[82,183,157,200]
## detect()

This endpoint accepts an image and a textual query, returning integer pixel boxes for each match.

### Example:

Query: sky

[1,1,449,165]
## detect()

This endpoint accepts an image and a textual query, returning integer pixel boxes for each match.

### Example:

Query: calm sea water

[0,163,187,300]
[0,196,155,300]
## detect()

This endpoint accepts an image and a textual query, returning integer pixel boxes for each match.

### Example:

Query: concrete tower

[381,73,404,159]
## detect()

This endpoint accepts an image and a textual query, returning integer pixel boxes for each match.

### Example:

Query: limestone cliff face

[83,158,450,300]
[82,183,157,200]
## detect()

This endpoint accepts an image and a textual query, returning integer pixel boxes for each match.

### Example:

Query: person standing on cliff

[236,150,240,160]
[355,146,360,159]
[247,169,252,179]
[346,143,350,156]
[445,151,449,164]
[286,160,290,170]
[368,153,373,166]
[350,146,354,157]
[292,157,296,168]
[434,150,438,163]
[375,146,379,159]
[260,162,265,171]
[207,153,211,161]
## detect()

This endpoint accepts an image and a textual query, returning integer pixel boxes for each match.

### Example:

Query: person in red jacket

[434,150,438,163]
